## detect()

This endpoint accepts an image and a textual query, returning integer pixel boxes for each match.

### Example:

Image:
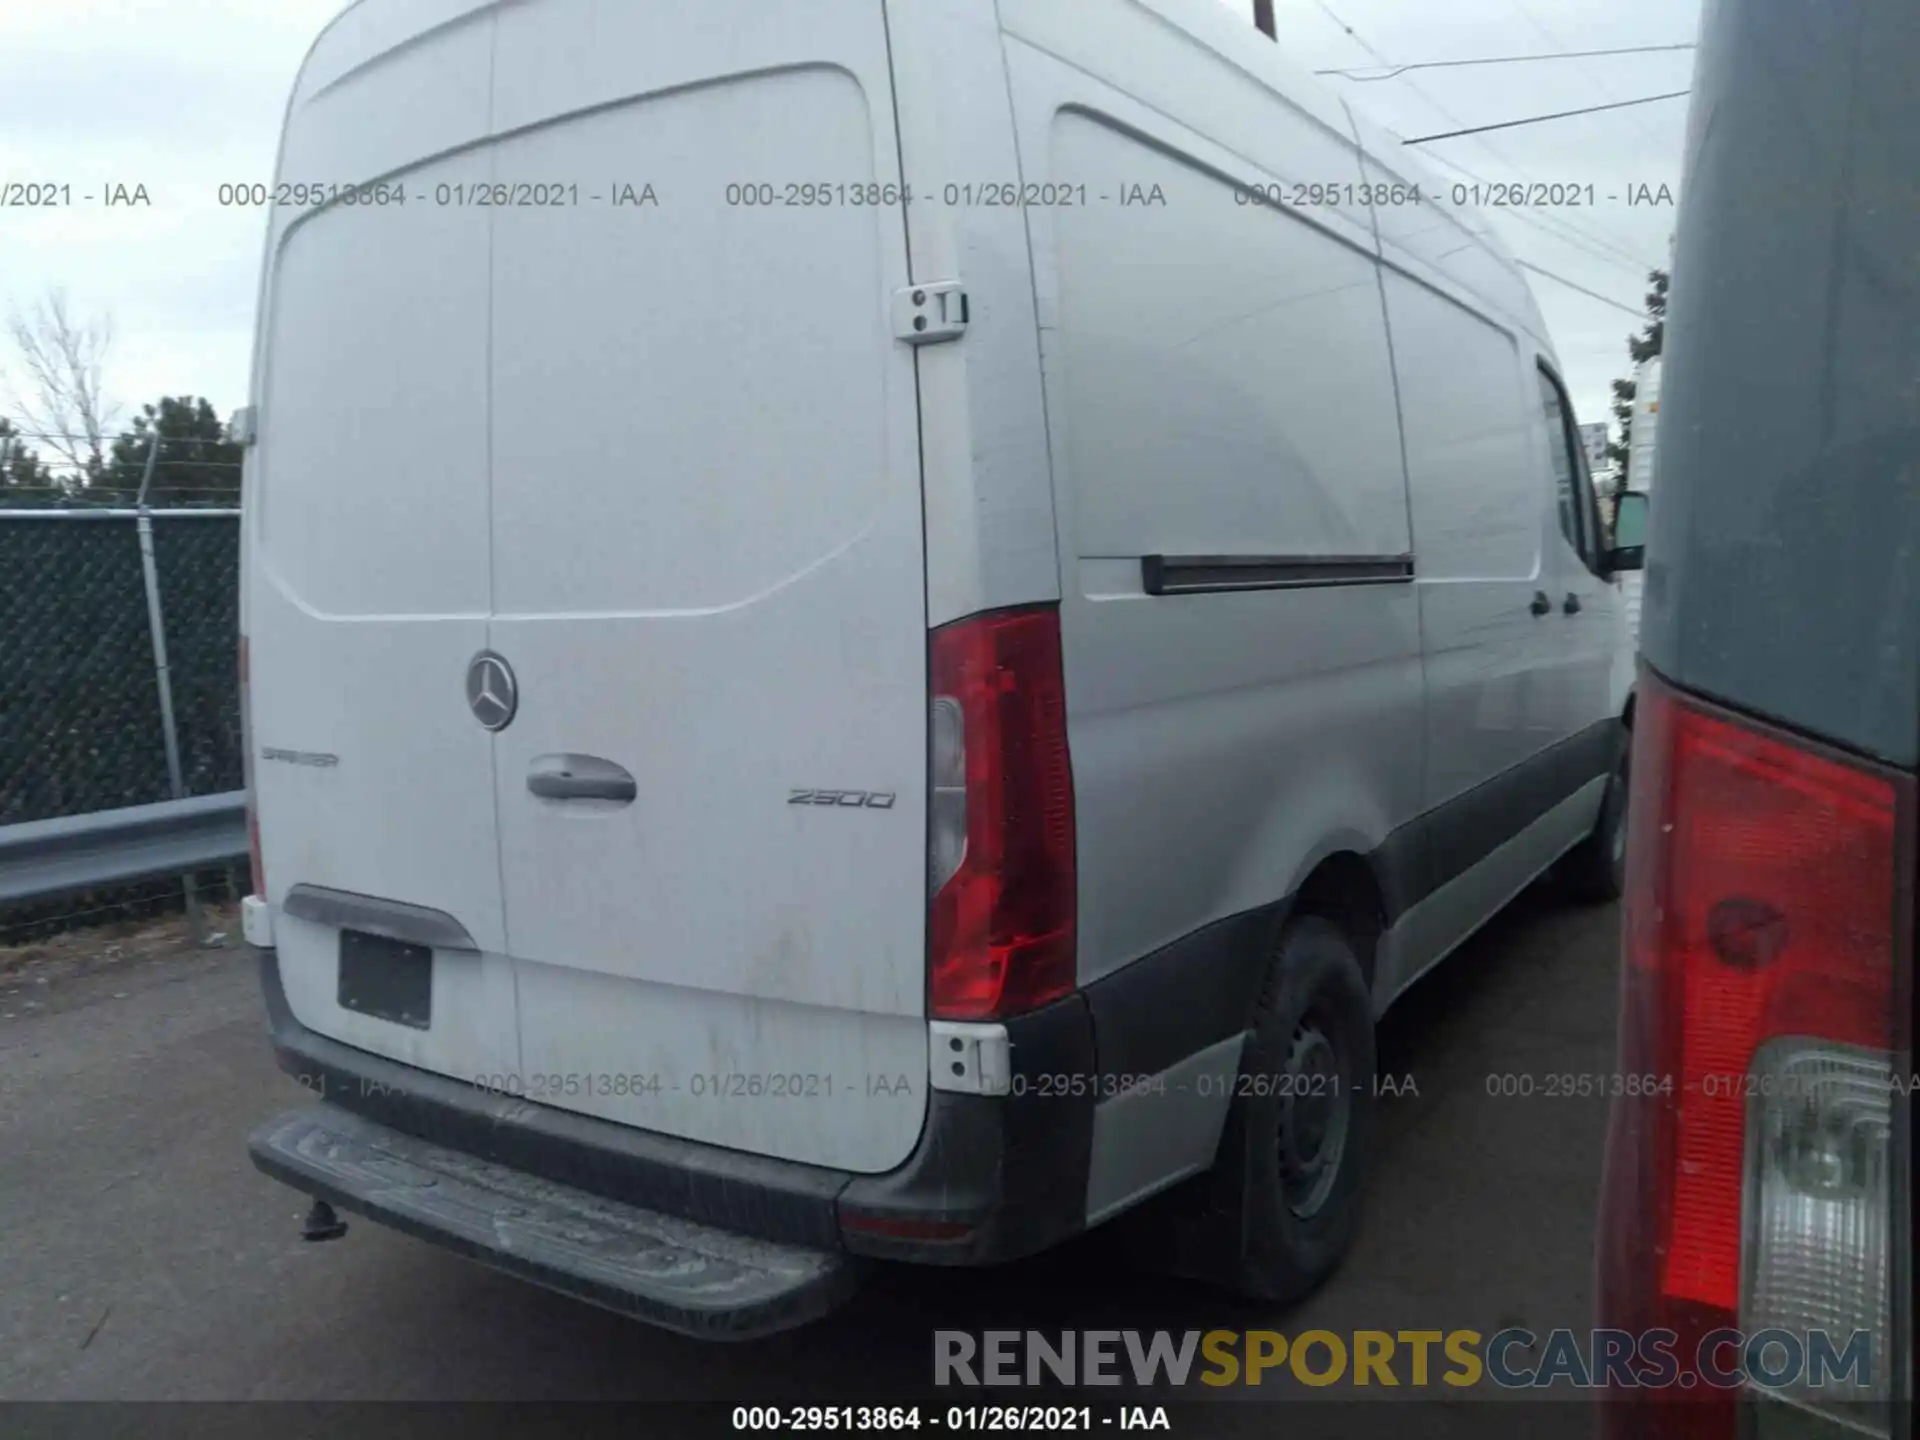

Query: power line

[0,490,240,499]
[1295,0,1666,272]
[1424,153,1663,275]
[1407,160,1665,277]
[0,429,239,447]
[1317,41,1695,80]
[1502,0,1676,153]
[1515,260,1651,319]
[1363,132,1662,276]
[1302,0,1394,67]
[1402,91,1691,146]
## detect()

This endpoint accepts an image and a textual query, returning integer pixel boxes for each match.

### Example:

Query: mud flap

[1106,1094,1269,1293]
[249,1105,863,1340]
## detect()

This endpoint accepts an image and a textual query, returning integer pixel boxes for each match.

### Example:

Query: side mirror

[1607,490,1649,573]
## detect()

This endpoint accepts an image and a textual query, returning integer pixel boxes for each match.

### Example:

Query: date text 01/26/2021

[731,1406,1173,1432]
[290,1069,1422,1106]
[289,1071,922,1105]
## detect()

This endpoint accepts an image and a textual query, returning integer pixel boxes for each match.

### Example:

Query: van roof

[1124,0,1553,354]
[290,0,1551,355]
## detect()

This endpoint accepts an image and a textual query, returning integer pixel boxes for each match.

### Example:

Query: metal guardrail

[0,792,248,907]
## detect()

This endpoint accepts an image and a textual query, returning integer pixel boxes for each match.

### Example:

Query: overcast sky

[0,0,1695,445]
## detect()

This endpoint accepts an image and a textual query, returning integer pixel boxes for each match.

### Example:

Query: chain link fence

[0,434,246,941]
[0,511,241,825]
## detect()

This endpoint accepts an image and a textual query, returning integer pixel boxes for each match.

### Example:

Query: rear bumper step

[248,1104,861,1340]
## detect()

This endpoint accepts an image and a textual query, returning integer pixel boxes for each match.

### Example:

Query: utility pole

[135,433,206,943]
[1254,0,1275,40]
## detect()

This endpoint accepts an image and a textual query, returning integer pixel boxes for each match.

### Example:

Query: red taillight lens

[1599,668,1911,1436]
[926,605,1076,1021]
[838,1212,974,1242]
[1653,687,1895,1312]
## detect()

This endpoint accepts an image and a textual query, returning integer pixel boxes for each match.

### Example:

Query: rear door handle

[527,753,636,803]
[1563,592,1582,615]
[1530,590,1552,616]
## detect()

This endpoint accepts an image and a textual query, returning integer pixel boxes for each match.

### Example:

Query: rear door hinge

[892,281,968,346]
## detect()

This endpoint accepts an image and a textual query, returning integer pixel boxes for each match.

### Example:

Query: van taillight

[1598,668,1911,1437]
[926,605,1076,1021]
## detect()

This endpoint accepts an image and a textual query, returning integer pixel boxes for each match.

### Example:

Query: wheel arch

[1282,848,1389,996]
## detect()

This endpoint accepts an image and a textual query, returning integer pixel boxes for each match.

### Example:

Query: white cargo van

[242,0,1639,1338]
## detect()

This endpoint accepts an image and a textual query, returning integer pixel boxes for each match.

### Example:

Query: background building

[1579,420,1610,475]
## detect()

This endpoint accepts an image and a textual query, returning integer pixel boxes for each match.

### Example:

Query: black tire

[1563,734,1630,903]
[1211,915,1377,1303]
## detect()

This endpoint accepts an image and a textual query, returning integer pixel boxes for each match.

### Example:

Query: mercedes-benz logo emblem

[465,651,518,732]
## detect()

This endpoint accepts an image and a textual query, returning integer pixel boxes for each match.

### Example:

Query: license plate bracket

[337,930,433,1030]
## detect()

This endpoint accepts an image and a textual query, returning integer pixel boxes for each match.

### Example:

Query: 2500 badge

[788,788,897,809]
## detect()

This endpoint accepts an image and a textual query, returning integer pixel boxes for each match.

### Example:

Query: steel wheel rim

[1276,1011,1351,1219]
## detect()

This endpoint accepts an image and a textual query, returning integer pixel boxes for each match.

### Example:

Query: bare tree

[2,290,121,483]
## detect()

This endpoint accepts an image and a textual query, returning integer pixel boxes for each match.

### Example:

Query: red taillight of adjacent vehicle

[925,605,1076,1021]
[1598,667,1912,1437]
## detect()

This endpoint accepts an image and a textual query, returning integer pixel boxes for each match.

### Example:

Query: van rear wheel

[1563,736,1630,903]
[1213,915,1376,1303]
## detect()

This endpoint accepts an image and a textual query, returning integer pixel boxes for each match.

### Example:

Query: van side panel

[1006,68,1419,986]
[1356,127,1617,1006]
[1367,271,1563,1001]
[998,12,1423,1218]
[883,0,1063,627]
[1348,103,1553,355]
[1383,275,1551,814]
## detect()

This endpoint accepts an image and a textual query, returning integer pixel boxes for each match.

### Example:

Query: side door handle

[527,753,637,803]
[1563,592,1582,615]
[1530,590,1552,616]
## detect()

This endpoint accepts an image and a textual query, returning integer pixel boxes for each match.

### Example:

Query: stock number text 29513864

[1234,181,1424,208]
[729,1406,1133,1431]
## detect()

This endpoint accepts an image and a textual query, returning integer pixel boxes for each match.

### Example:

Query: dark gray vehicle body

[1629,0,1916,1428]
[1643,0,1917,769]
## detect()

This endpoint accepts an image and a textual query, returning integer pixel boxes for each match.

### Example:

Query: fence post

[135,434,205,943]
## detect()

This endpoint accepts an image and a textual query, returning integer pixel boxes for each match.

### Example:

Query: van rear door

[482,3,931,1174]
[245,17,516,1087]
